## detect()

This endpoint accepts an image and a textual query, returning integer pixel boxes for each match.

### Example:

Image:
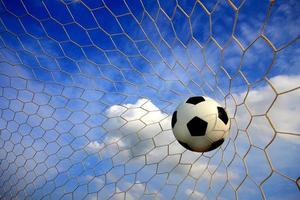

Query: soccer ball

[171,96,230,152]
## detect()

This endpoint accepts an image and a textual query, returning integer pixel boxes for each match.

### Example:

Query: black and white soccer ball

[171,96,230,152]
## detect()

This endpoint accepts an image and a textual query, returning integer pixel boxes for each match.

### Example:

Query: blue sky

[0,0,299,199]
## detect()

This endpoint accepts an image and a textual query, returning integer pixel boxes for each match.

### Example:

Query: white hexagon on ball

[171,96,230,152]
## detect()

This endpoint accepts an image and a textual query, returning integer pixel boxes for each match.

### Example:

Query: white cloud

[86,141,104,151]
[86,175,105,186]
[187,189,206,200]
[84,98,192,198]
[268,88,300,134]
[231,75,300,135]
[105,98,168,125]
[92,99,173,162]
[105,105,127,118]
[269,75,300,93]
[229,75,300,183]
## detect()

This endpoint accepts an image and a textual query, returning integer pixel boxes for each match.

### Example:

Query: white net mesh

[0,0,299,199]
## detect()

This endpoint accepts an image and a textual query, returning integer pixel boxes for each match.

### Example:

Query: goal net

[0,0,299,199]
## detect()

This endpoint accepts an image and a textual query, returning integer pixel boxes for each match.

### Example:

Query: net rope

[0,0,299,199]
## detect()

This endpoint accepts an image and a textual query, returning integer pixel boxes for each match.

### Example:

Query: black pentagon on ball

[207,138,224,151]
[178,140,194,151]
[186,96,205,105]
[171,111,177,128]
[187,116,208,136]
[217,107,229,125]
